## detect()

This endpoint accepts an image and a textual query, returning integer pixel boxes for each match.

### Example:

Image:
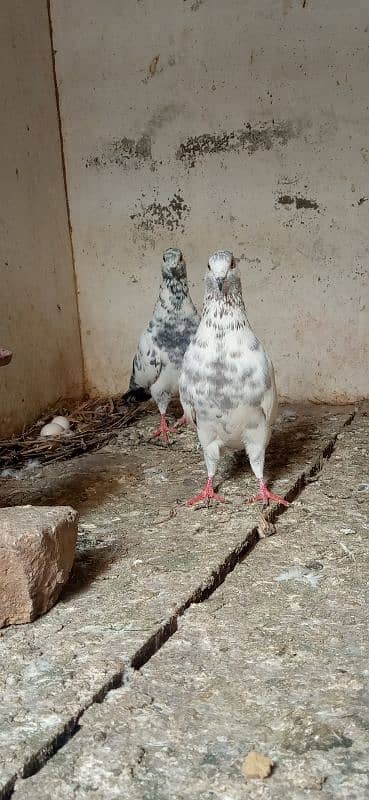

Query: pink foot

[187,477,226,507]
[150,414,172,444]
[248,480,289,507]
[172,414,187,430]
[150,414,188,442]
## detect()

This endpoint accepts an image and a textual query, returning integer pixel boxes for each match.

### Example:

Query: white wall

[51,0,369,402]
[0,0,83,435]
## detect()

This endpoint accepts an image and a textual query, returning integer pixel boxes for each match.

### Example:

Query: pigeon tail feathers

[122,386,151,405]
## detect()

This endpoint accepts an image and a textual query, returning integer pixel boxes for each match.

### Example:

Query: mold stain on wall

[278,195,319,210]
[183,0,204,10]
[85,135,152,169]
[176,120,297,168]
[85,105,182,171]
[130,192,190,244]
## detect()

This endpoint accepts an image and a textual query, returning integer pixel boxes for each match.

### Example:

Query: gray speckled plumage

[125,248,199,416]
[179,250,278,494]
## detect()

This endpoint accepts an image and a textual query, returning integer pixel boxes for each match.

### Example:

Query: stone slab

[13,412,369,799]
[0,405,354,792]
[0,505,77,628]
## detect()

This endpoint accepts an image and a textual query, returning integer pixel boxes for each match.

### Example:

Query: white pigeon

[123,248,199,442]
[179,249,288,506]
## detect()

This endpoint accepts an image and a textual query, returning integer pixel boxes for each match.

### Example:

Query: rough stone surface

[13,410,369,800]
[0,405,358,795]
[0,506,78,629]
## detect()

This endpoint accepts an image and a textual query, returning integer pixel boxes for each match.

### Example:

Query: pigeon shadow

[217,414,320,487]
[266,415,320,484]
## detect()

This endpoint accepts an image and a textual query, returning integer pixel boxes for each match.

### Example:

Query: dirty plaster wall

[51,0,369,402]
[0,0,84,436]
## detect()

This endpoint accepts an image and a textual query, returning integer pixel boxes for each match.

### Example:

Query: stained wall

[51,0,369,401]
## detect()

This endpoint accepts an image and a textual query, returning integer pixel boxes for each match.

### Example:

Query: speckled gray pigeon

[123,248,199,442]
[179,249,288,506]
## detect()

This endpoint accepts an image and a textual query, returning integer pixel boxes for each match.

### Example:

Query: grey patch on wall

[238,255,263,272]
[145,104,181,137]
[278,195,319,210]
[85,105,181,170]
[176,120,296,168]
[130,192,190,235]
[85,134,152,170]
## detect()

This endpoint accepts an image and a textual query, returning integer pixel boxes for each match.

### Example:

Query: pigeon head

[162,248,187,282]
[207,250,238,295]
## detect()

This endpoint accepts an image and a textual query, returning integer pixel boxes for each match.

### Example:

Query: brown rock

[241,750,273,779]
[256,514,277,538]
[0,505,78,628]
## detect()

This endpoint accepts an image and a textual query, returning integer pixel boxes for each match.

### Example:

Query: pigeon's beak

[216,278,224,293]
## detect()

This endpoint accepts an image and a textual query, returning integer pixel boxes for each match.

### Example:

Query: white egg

[52,415,70,431]
[40,422,64,438]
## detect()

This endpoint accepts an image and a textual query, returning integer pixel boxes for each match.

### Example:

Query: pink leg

[187,477,225,507]
[248,480,289,507]
[150,414,172,444]
[151,414,188,442]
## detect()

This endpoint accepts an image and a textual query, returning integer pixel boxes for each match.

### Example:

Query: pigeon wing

[178,340,200,426]
[128,326,162,393]
[259,353,278,427]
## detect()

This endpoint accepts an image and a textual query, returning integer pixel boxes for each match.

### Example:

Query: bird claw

[151,430,171,445]
[150,414,188,444]
[248,482,289,507]
[171,415,187,430]
[187,478,226,507]
[149,414,172,445]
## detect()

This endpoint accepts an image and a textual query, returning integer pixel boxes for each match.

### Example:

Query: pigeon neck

[158,275,188,310]
[202,281,252,331]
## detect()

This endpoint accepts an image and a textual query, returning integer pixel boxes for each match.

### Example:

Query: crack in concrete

[1,410,355,799]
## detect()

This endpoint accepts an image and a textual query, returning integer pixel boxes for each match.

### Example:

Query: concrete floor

[0,404,368,798]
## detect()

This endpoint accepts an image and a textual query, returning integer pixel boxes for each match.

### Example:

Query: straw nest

[0,396,146,471]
